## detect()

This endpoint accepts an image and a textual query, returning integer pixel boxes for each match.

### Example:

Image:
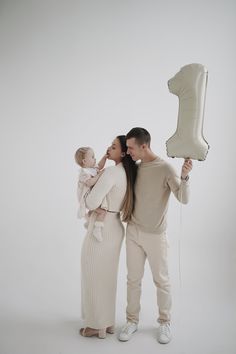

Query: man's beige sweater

[130,157,190,234]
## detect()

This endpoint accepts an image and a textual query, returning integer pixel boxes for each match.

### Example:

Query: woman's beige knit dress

[81,163,127,329]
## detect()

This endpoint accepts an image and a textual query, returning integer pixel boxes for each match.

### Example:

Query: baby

[74,146,108,242]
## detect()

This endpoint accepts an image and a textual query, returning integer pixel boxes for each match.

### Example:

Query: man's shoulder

[159,159,177,173]
[139,157,170,169]
[139,158,177,177]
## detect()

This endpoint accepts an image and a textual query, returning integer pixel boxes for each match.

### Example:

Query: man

[119,127,192,343]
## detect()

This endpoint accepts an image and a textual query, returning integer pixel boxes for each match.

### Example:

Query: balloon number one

[166,63,210,161]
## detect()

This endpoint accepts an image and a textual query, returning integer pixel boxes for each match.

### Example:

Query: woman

[80,135,137,338]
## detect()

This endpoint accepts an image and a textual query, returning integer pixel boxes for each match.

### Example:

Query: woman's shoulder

[94,164,124,188]
[102,164,126,181]
[103,163,124,175]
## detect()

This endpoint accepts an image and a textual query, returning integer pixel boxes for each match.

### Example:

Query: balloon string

[178,181,187,354]
[179,184,183,289]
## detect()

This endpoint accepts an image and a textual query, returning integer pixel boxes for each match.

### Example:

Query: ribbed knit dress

[81,163,127,329]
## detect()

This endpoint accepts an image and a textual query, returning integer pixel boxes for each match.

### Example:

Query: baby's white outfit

[77,166,107,241]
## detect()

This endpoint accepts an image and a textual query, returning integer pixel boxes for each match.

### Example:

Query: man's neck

[141,150,158,163]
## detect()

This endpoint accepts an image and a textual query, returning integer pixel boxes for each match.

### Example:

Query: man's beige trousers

[126,223,171,324]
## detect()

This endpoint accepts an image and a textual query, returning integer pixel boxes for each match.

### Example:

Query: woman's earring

[121,152,125,157]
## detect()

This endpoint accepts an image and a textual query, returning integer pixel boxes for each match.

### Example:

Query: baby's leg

[84,213,89,229]
[92,208,106,242]
[84,211,92,229]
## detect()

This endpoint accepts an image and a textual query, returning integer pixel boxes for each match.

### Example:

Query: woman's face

[107,138,123,164]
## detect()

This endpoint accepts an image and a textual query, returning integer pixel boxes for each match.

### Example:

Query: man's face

[126,138,145,161]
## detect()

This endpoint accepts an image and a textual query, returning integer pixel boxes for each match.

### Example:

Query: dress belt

[107,210,120,214]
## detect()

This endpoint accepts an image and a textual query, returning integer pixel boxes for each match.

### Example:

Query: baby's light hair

[74,147,91,167]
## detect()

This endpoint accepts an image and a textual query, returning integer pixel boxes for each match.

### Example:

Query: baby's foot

[84,221,89,229]
[93,227,103,242]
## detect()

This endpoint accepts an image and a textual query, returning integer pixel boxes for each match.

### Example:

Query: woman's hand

[106,148,110,158]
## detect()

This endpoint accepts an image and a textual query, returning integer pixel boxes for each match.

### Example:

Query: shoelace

[122,323,135,334]
[159,324,170,336]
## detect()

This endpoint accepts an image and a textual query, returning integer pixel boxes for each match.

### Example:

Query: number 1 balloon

[166,63,209,161]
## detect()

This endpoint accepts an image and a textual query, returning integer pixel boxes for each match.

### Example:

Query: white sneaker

[157,323,172,344]
[118,322,138,341]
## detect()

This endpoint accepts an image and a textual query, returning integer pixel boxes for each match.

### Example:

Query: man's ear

[141,144,147,150]
[82,159,86,165]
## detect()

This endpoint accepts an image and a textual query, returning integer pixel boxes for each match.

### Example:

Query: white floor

[1,230,235,354]
[1,290,235,354]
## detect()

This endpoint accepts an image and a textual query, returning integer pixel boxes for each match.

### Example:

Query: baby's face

[83,149,96,168]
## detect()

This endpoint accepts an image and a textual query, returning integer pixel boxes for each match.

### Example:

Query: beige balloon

[166,63,209,161]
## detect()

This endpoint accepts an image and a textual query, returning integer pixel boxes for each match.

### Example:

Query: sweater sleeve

[166,164,190,204]
[85,167,114,210]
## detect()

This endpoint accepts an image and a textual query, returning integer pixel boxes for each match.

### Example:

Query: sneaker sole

[157,335,172,344]
[118,329,137,342]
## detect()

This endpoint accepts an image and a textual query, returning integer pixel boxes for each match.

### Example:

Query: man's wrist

[181,175,189,181]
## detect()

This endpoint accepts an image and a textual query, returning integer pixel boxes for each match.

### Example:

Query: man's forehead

[126,137,137,146]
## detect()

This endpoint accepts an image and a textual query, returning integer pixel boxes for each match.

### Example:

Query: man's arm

[166,158,193,204]
[181,158,193,180]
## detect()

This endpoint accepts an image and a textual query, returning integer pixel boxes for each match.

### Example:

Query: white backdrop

[0,1,236,354]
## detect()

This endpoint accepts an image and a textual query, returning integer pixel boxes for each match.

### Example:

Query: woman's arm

[97,153,108,170]
[85,168,114,210]
[84,171,103,187]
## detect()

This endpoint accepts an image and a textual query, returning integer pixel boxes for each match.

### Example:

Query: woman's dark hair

[117,135,138,222]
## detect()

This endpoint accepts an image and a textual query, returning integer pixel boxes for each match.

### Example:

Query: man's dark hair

[126,127,151,147]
